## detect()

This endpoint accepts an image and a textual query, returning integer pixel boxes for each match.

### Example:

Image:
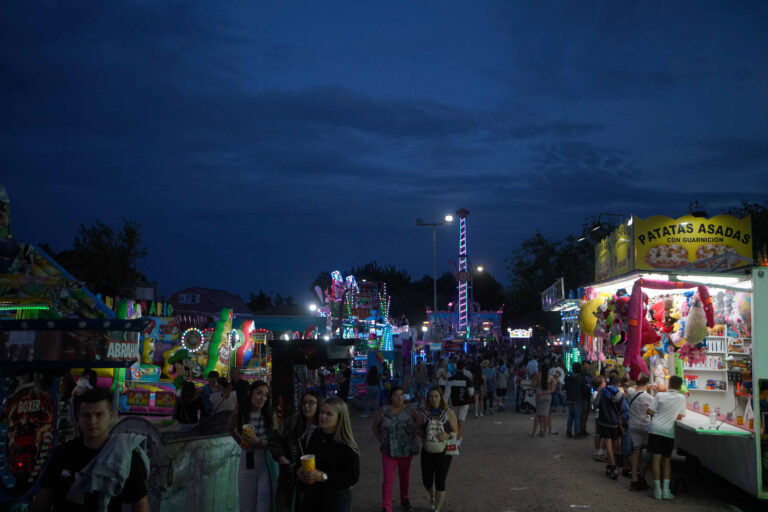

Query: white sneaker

[662,490,674,500]
[654,488,662,500]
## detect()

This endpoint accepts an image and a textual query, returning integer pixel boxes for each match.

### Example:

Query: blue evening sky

[2,1,767,303]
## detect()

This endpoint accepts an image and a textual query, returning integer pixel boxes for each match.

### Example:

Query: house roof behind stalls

[169,286,251,316]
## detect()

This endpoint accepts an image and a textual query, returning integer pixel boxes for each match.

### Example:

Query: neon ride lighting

[457,211,469,333]
[181,327,205,353]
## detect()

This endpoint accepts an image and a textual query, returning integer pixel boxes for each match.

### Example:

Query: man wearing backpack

[444,360,474,446]
[596,373,625,480]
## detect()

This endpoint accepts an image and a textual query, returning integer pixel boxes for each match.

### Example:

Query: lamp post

[578,213,626,242]
[417,215,453,340]
[470,263,484,307]
[590,213,625,232]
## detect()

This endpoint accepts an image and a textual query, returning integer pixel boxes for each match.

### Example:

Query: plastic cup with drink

[241,424,255,447]
[300,454,316,484]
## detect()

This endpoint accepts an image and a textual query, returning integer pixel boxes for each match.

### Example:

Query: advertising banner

[155,391,176,409]
[634,215,752,271]
[126,389,150,407]
[0,320,144,367]
[541,278,565,311]
[595,221,634,281]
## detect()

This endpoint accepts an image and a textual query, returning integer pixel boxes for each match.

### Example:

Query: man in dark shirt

[230,367,249,407]
[578,360,593,437]
[444,360,474,445]
[337,361,351,402]
[563,362,589,438]
[31,388,149,512]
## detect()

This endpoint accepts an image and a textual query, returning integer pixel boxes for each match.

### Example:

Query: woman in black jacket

[269,390,322,512]
[297,396,360,512]
[175,380,203,424]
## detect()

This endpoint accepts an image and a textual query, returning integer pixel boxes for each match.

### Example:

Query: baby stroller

[517,378,537,414]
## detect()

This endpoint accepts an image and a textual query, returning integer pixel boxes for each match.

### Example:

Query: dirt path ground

[347,403,764,512]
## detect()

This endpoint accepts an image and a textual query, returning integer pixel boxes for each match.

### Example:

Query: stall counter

[675,408,757,496]
[681,403,754,434]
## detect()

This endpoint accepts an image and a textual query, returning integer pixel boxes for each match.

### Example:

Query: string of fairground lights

[181,327,204,353]
[229,330,240,350]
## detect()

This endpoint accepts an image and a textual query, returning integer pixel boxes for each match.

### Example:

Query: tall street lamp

[471,263,484,305]
[416,214,454,340]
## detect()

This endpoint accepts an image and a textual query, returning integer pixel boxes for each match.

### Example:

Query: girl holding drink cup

[297,397,360,512]
[229,380,278,512]
[269,390,322,512]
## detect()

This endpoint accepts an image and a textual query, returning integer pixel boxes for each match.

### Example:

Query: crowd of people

[538,359,688,501]
[30,343,690,511]
[411,346,689,504]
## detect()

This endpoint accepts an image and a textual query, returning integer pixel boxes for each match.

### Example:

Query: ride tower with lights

[456,208,470,338]
[424,208,503,352]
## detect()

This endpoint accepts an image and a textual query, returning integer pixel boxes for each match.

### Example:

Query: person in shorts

[444,360,474,445]
[647,375,686,500]
[627,374,653,491]
[596,374,624,480]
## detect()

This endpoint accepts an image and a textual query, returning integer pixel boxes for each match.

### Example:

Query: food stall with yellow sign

[570,213,766,499]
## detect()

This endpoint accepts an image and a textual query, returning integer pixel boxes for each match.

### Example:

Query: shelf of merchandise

[687,388,726,392]
[727,352,750,356]
[683,367,727,372]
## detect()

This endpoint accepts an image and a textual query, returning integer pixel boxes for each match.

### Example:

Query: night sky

[3,1,767,304]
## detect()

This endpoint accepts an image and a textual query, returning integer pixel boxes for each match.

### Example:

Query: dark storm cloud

[481,1,768,102]
[518,139,766,220]
[530,141,637,176]
[682,137,768,176]
[485,121,604,142]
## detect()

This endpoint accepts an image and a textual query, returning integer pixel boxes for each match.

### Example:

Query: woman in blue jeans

[363,366,381,418]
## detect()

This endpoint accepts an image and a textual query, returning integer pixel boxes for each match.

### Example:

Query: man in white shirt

[647,375,686,500]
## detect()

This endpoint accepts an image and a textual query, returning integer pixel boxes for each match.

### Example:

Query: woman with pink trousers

[372,386,421,512]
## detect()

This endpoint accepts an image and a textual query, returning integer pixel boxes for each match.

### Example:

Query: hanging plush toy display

[736,293,751,335]
[592,301,611,342]
[683,292,709,344]
[624,279,714,380]
[578,297,602,338]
